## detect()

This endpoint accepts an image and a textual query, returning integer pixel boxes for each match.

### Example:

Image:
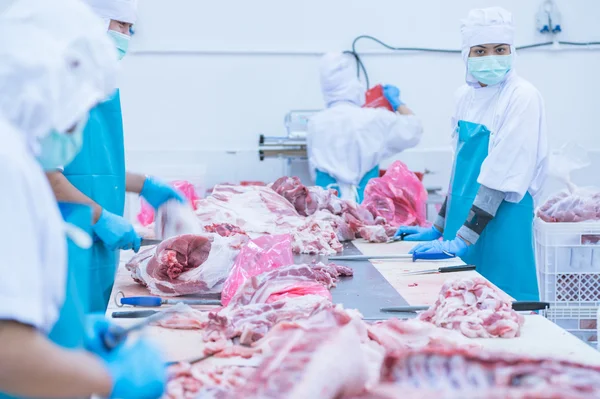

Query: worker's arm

[45,171,102,223]
[0,321,112,398]
[125,172,146,194]
[396,104,414,116]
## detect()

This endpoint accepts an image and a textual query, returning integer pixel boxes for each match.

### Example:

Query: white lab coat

[0,118,67,333]
[451,72,548,203]
[307,103,423,197]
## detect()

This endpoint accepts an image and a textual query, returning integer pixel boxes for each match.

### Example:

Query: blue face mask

[108,30,130,60]
[37,116,88,170]
[467,55,512,86]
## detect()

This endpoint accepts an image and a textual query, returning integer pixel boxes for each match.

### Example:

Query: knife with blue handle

[118,296,222,307]
[328,251,456,262]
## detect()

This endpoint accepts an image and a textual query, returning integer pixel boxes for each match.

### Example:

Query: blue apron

[63,90,126,312]
[0,203,92,399]
[443,120,539,301]
[315,166,379,204]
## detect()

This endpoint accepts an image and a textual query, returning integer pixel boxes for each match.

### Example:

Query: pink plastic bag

[221,234,294,306]
[362,161,428,227]
[137,180,200,226]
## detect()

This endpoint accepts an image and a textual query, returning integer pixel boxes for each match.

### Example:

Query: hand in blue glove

[104,338,166,399]
[395,225,442,241]
[84,314,125,357]
[94,210,141,252]
[409,236,469,257]
[140,177,186,210]
[382,84,405,111]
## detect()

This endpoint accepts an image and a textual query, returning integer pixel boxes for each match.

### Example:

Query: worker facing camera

[397,7,548,302]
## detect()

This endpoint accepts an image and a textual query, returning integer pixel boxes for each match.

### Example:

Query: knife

[102,310,171,350]
[112,310,160,318]
[328,251,456,262]
[386,232,408,243]
[400,265,476,275]
[380,301,550,313]
[118,295,222,307]
[141,238,162,247]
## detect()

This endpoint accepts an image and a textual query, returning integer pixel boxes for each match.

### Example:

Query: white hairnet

[319,53,366,108]
[1,0,119,140]
[82,0,138,30]
[461,7,516,85]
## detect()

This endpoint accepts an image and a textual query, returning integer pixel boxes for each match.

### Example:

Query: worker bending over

[45,0,185,312]
[397,7,548,301]
[307,52,423,203]
[0,0,164,398]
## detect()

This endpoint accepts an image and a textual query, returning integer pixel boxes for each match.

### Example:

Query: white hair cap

[0,0,119,151]
[83,0,138,30]
[319,52,366,108]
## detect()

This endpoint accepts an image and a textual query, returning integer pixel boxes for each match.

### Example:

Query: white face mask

[37,114,88,170]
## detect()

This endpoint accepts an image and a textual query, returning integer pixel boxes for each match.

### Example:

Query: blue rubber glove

[395,225,442,242]
[140,177,186,210]
[382,84,404,110]
[104,338,166,399]
[84,314,125,357]
[94,210,141,252]
[409,237,469,257]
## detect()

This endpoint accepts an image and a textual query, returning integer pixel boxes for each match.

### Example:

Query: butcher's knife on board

[380,301,551,313]
[328,251,456,262]
[141,238,162,247]
[117,295,222,307]
[112,310,159,318]
[102,310,172,350]
[400,265,476,275]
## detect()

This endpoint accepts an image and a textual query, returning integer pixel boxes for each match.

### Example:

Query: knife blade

[380,301,550,313]
[111,310,160,318]
[328,251,456,262]
[141,238,162,247]
[103,310,172,350]
[400,265,476,275]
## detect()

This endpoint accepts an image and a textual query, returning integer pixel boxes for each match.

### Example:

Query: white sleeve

[0,158,46,328]
[374,109,423,158]
[477,86,546,203]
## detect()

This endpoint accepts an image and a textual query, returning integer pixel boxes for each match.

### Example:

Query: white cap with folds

[461,7,516,85]
[319,52,366,108]
[83,0,138,29]
[0,0,119,150]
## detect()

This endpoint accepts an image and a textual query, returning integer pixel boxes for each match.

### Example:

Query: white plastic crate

[543,306,598,348]
[534,218,600,306]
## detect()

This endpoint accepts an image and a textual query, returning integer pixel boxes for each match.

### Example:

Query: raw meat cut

[358,225,389,243]
[195,184,343,254]
[203,295,333,348]
[202,223,247,237]
[125,233,246,296]
[537,189,600,223]
[271,176,345,216]
[165,362,255,399]
[223,308,374,399]
[227,263,353,307]
[379,345,600,398]
[367,318,478,352]
[419,277,524,338]
[221,234,294,306]
[362,160,428,227]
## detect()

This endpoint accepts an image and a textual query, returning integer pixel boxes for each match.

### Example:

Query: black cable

[350,35,600,89]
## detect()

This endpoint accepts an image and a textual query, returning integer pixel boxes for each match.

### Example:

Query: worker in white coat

[0,1,165,398]
[397,7,548,301]
[307,52,423,203]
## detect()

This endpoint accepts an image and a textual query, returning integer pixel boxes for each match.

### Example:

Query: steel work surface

[294,241,409,320]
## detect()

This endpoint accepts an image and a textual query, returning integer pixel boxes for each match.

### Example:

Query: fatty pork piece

[126,233,246,296]
[378,345,600,398]
[223,308,376,399]
[420,277,524,338]
[367,318,479,352]
[227,262,353,307]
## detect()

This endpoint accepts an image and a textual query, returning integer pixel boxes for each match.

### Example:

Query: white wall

[120,0,600,198]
